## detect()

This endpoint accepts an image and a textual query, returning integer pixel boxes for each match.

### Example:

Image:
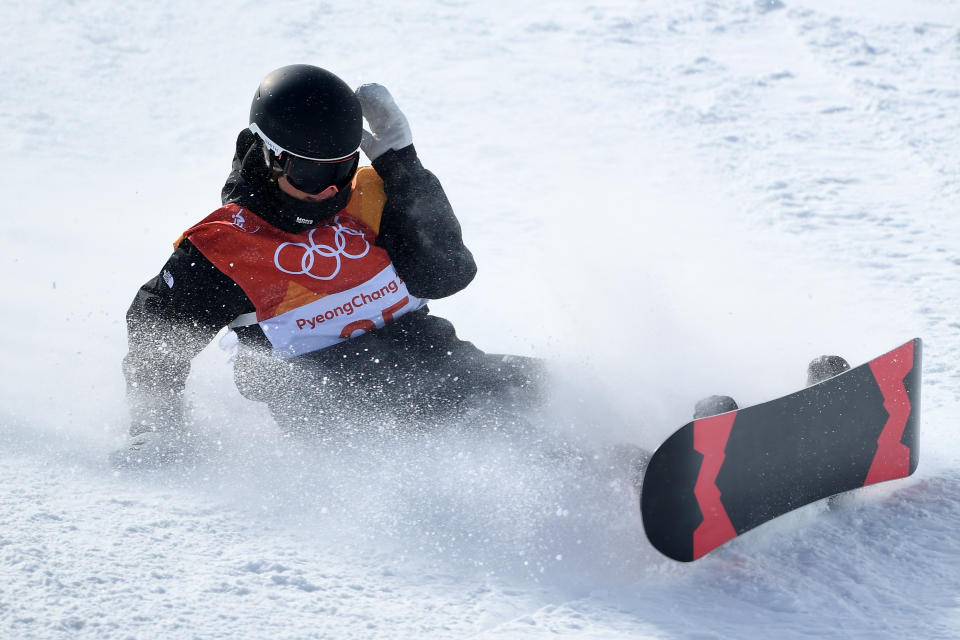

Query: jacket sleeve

[122,240,252,434]
[372,145,477,299]
[221,128,261,206]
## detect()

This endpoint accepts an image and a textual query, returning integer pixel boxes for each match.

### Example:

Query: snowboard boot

[694,395,739,419]
[806,355,851,386]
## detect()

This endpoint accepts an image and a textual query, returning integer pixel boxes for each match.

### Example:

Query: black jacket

[123,130,478,432]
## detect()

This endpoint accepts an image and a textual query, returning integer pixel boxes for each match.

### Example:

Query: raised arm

[357,84,477,300]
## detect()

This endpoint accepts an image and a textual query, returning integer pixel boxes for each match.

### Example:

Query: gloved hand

[114,393,195,469]
[356,83,413,161]
[112,429,195,469]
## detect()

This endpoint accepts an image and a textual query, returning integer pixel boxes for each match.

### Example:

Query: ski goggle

[277,151,359,195]
[250,123,360,195]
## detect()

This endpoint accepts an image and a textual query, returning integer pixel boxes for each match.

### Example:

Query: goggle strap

[249,123,359,162]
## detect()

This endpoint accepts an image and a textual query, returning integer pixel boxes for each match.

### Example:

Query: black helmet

[249,64,362,161]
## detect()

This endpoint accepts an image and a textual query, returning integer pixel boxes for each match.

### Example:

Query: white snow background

[2,0,959,637]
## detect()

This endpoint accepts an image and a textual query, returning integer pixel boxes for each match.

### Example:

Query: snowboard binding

[694,354,851,419]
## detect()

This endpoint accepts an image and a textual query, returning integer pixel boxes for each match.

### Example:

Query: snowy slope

[2,0,959,637]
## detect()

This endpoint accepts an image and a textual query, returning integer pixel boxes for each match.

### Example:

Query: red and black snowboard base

[640,339,922,562]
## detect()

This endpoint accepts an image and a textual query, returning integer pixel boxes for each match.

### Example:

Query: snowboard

[640,338,922,562]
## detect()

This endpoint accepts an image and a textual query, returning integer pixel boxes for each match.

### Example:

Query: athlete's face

[277,175,340,202]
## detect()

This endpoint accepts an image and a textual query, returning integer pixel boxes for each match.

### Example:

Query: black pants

[233,312,546,434]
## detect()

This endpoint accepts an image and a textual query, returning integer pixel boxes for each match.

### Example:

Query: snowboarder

[119,64,544,465]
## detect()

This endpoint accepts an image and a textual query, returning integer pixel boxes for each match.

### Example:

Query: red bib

[184,202,425,358]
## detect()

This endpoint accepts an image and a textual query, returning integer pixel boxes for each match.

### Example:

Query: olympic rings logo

[273,216,371,281]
